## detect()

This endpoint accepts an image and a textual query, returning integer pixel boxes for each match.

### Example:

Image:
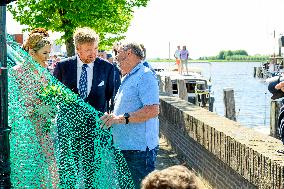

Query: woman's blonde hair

[23,28,51,52]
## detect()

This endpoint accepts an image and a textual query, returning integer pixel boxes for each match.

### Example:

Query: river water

[150,61,270,133]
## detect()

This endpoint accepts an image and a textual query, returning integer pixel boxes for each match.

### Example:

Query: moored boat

[156,67,214,112]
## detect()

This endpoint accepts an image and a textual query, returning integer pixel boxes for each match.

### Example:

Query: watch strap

[123,113,130,124]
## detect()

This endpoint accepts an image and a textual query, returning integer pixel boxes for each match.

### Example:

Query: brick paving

[156,137,211,189]
[156,137,181,170]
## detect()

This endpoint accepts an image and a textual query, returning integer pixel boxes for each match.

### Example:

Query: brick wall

[159,93,284,189]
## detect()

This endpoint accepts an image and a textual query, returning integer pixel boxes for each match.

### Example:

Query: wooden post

[256,67,260,78]
[223,88,236,121]
[177,79,187,101]
[253,67,257,77]
[259,67,263,78]
[157,75,164,92]
[270,100,282,138]
[256,67,263,78]
[0,4,11,188]
[164,76,173,96]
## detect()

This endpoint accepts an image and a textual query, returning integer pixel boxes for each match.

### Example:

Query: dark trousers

[121,146,158,189]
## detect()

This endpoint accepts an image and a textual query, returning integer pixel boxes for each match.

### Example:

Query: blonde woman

[23,28,51,67]
[13,28,59,188]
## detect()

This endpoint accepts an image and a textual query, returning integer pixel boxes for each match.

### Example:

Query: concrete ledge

[159,93,284,188]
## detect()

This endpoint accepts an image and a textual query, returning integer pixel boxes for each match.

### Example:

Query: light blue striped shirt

[112,63,159,151]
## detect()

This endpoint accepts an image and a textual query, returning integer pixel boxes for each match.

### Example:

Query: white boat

[261,56,284,78]
[156,67,214,112]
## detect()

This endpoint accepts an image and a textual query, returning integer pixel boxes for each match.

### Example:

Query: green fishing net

[7,35,134,188]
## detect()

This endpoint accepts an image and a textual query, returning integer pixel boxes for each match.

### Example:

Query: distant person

[98,49,107,59]
[141,165,202,189]
[106,52,121,112]
[263,61,269,70]
[174,46,181,74]
[266,77,284,154]
[107,53,114,63]
[180,45,189,75]
[48,55,60,73]
[268,78,284,149]
[139,44,155,73]
[113,42,122,57]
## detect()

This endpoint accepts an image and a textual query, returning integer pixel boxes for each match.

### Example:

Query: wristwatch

[123,113,130,124]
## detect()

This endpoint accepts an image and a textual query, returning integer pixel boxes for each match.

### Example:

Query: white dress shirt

[77,55,94,96]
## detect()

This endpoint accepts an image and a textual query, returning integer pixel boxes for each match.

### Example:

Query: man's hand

[275,81,284,92]
[100,112,124,129]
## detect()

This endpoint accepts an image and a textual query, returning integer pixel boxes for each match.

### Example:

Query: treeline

[199,50,269,61]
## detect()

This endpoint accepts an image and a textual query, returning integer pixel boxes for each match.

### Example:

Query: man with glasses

[101,42,159,189]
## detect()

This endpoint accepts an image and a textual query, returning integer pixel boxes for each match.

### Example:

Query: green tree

[217,50,225,59]
[8,0,150,56]
[224,50,233,58]
[234,50,248,56]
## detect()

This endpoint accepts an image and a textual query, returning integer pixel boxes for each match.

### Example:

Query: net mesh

[7,35,134,188]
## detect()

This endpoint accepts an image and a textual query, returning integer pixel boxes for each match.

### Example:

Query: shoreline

[147,59,264,63]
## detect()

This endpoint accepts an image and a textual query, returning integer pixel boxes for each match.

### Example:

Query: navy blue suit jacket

[53,56,120,113]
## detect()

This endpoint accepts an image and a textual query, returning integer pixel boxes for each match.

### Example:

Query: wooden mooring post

[223,88,236,121]
[164,76,173,96]
[270,100,282,138]
[256,67,263,78]
[177,79,187,101]
[157,75,164,92]
[253,67,257,77]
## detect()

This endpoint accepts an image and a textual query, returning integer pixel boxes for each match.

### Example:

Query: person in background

[141,165,202,189]
[107,53,114,63]
[174,45,181,74]
[100,42,159,188]
[53,56,61,68]
[98,49,107,59]
[113,42,122,57]
[268,78,284,148]
[48,55,61,74]
[106,52,121,112]
[139,44,154,70]
[180,45,189,75]
[139,44,158,82]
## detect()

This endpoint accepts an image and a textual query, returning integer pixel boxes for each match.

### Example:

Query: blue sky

[7,0,284,59]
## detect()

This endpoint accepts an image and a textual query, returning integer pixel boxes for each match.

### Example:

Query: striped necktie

[79,64,88,100]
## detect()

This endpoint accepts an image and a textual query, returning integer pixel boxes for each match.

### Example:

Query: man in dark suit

[53,27,120,187]
[54,28,119,113]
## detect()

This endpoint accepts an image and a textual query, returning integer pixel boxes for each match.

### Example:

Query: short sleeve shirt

[180,49,189,60]
[112,63,159,151]
[174,50,181,59]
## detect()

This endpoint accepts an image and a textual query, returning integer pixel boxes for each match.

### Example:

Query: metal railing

[0,2,13,188]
